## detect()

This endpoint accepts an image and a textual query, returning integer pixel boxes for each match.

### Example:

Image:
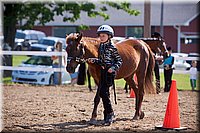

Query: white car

[15,29,46,51]
[12,56,71,85]
[30,36,66,51]
[172,53,191,70]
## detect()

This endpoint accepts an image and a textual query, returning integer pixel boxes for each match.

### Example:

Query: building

[33,1,199,53]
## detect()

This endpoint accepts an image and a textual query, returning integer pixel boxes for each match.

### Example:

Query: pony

[66,33,156,124]
[84,37,168,92]
[123,37,168,93]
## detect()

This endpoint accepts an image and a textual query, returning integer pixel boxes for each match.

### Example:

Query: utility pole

[144,0,151,38]
[160,0,164,37]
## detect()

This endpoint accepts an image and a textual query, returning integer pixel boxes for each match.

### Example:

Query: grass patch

[86,72,199,91]
[2,77,13,85]
[12,55,30,66]
[4,56,200,91]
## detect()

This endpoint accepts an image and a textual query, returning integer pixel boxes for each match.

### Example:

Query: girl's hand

[87,58,95,63]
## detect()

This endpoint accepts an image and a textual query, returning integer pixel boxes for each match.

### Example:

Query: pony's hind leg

[134,74,145,120]
[125,75,144,120]
[124,82,128,93]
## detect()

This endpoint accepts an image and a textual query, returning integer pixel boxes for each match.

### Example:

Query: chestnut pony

[86,37,168,92]
[66,33,155,123]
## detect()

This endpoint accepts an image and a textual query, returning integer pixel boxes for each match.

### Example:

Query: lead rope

[113,77,117,104]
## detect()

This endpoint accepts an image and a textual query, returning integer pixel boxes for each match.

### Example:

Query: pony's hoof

[88,118,97,125]
[139,111,145,119]
[132,115,139,120]
[132,111,145,120]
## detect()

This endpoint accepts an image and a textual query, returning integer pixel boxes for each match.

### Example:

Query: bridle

[140,37,167,56]
[67,41,86,64]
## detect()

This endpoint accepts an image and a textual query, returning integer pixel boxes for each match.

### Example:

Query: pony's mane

[82,37,100,45]
[81,37,100,58]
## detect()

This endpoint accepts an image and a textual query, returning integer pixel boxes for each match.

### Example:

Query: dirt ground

[1,84,199,133]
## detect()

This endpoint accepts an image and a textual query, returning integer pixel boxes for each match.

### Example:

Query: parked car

[186,53,200,71]
[12,56,71,85]
[14,29,46,51]
[172,53,191,70]
[159,53,191,70]
[30,36,66,51]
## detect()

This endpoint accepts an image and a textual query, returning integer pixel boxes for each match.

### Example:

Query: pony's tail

[77,62,86,85]
[144,45,156,94]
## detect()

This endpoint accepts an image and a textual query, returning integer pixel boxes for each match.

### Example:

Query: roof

[42,36,66,41]
[42,1,199,26]
[17,29,46,35]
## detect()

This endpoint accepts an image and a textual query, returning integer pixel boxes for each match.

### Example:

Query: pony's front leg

[89,87,100,124]
[87,69,92,92]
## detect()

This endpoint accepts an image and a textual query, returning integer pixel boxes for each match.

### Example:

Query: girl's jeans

[190,79,196,90]
[53,64,59,85]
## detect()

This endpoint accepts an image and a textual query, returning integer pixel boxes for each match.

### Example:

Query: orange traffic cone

[155,80,187,131]
[129,89,135,98]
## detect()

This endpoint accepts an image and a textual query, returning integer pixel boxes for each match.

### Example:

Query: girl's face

[192,62,197,67]
[99,33,109,43]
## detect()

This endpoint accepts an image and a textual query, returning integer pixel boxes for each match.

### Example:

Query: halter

[67,41,86,64]
[140,37,167,55]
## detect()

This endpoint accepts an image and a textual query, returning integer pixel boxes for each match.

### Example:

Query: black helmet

[151,32,161,38]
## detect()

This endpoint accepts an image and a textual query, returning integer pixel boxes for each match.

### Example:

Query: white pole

[173,25,181,53]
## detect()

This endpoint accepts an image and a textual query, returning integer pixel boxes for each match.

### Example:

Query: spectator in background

[151,32,163,94]
[163,46,174,92]
[69,64,80,86]
[51,41,66,85]
[189,61,198,91]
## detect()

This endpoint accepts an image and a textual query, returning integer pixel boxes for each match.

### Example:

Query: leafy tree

[3,1,140,76]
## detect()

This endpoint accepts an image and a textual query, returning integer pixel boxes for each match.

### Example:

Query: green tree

[3,1,140,76]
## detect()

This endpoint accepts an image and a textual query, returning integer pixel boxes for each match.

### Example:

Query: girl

[189,61,198,91]
[88,25,122,125]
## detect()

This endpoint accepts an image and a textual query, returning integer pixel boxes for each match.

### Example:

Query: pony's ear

[77,32,83,42]
[66,34,68,37]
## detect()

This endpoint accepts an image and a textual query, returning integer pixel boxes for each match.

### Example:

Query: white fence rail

[0,51,66,56]
[0,50,199,72]
[0,51,66,72]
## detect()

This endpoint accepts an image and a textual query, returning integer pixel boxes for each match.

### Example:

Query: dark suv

[14,30,46,51]
[186,53,200,71]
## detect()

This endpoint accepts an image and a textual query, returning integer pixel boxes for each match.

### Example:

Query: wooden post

[58,43,62,85]
[144,0,151,38]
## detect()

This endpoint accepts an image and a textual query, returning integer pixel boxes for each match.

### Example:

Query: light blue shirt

[164,55,173,65]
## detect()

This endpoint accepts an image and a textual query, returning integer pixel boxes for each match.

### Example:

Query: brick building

[33,1,199,53]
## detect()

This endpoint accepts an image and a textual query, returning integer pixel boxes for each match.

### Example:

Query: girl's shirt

[52,49,67,66]
[98,41,122,71]
[189,67,198,79]
[163,55,174,68]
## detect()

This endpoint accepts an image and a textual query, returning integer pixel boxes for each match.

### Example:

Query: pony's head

[151,33,168,58]
[156,38,168,58]
[65,32,84,73]
[144,38,168,59]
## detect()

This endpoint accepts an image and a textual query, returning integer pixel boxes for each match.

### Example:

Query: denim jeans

[53,64,59,85]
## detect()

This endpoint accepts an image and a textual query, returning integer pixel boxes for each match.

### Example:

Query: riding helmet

[97,25,114,37]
